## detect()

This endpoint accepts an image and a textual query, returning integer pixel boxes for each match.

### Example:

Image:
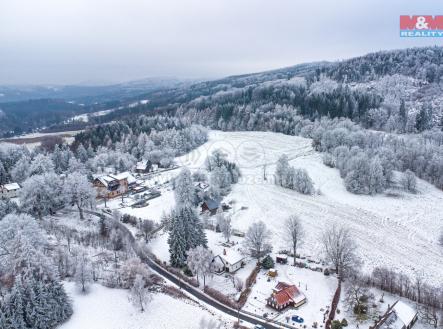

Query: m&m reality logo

[400,15,443,37]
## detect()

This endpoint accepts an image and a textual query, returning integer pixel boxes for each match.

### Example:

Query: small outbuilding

[0,183,21,199]
[276,254,288,264]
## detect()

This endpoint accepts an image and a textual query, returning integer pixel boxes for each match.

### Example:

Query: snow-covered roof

[218,249,244,266]
[194,182,209,190]
[2,183,20,191]
[95,175,118,187]
[136,160,150,170]
[393,301,417,327]
[110,172,136,185]
[379,301,417,329]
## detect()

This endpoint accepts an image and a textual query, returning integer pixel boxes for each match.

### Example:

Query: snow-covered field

[174,131,443,285]
[60,282,231,329]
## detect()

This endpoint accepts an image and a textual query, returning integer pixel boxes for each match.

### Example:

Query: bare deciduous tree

[140,219,155,242]
[322,224,359,279]
[129,274,151,312]
[345,277,373,320]
[283,215,304,265]
[233,276,244,293]
[75,251,93,293]
[244,221,272,262]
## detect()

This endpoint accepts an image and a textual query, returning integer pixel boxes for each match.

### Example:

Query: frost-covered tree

[174,167,195,206]
[187,245,213,287]
[217,213,232,242]
[20,173,65,220]
[74,251,93,293]
[129,274,151,312]
[322,224,359,279]
[0,274,73,329]
[292,168,314,195]
[0,199,19,220]
[283,215,304,265]
[275,154,290,186]
[168,206,207,267]
[29,153,55,176]
[140,219,155,242]
[76,144,90,163]
[10,156,30,183]
[401,169,417,193]
[0,160,7,184]
[199,317,223,329]
[0,213,49,276]
[63,173,96,219]
[244,221,272,262]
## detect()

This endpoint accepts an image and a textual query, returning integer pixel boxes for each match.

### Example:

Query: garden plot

[243,263,337,328]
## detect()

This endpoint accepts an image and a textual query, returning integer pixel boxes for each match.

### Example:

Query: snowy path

[177,131,443,285]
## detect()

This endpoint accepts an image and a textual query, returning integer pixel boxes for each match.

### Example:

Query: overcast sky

[0,0,441,85]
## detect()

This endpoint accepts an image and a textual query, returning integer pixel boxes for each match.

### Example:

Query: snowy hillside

[176,131,443,285]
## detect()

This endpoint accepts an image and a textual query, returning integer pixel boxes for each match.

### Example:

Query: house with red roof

[266,282,306,311]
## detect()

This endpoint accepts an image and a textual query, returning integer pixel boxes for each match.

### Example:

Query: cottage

[0,183,21,199]
[135,160,152,174]
[276,254,288,264]
[266,282,306,311]
[212,249,244,273]
[201,198,221,215]
[93,174,129,199]
[372,301,418,329]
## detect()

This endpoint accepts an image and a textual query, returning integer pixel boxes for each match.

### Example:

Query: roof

[194,182,209,190]
[203,198,221,210]
[393,301,417,326]
[2,183,20,191]
[378,301,417,329]
[270,282,306,306]
[136,160,150,170]
[217,249,244,266]
[110,172,136,184]
[95,175,118,187]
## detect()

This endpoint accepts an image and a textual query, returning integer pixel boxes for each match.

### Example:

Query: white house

[0,183,21,199]
[213,249,244,273]
[374,300,418,329]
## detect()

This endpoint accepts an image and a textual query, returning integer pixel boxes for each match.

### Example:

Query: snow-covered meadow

[60,282,231,329]
[173,130,443,285]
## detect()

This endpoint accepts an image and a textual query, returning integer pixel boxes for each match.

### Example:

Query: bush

[204,286,238,309]
[261,255,275,269]
[331,320,343,329]
[324,268,330,276]
[341,319,348,327]
[121,214,138,226]
[183,266,193,277]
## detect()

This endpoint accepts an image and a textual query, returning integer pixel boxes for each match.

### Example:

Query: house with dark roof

[201,198,221,215]
[266,282,306,311]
